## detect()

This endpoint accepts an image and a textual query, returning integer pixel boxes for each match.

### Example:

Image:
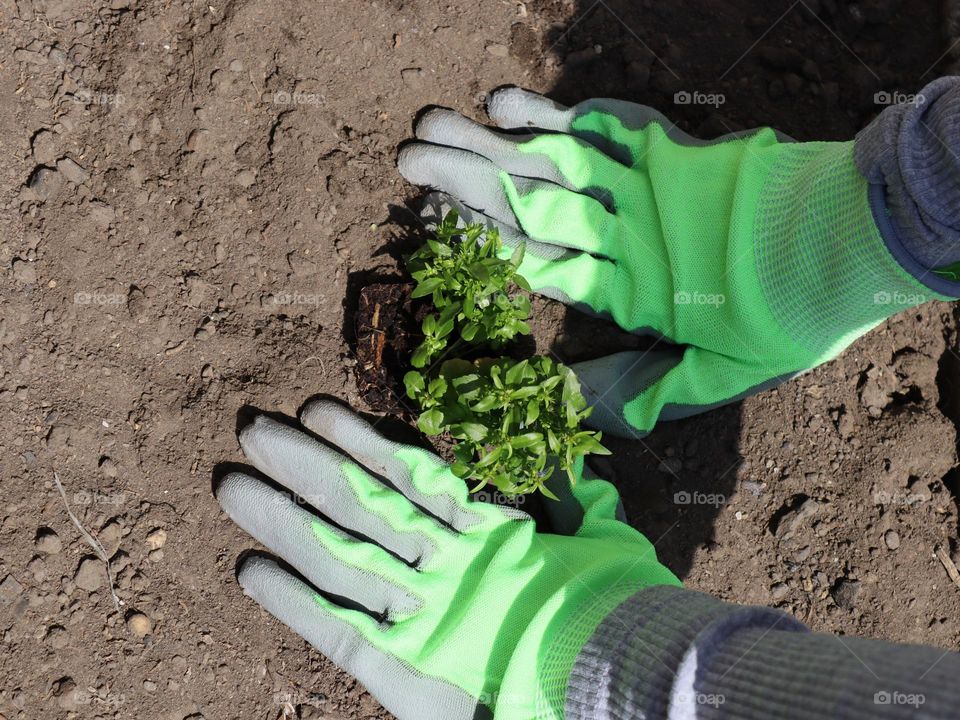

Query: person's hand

[398,89,945,437]
[216,398,679,720]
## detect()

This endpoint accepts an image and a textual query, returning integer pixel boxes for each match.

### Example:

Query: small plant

[403,211,609,497]
[405,357,609,496]
[406,212,531,369]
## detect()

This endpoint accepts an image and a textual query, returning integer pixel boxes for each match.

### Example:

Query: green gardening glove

[398,89,954,437]
[216,398,679,720]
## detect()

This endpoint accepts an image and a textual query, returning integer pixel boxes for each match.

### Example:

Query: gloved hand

[398,89,952,437]
[216,398,679,720]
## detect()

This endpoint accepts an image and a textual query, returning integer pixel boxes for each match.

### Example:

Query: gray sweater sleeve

[565,584,960,720]
[854,76,960,271]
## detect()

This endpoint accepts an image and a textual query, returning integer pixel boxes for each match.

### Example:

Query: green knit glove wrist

[399,89,950,437]
[216,399,679,720]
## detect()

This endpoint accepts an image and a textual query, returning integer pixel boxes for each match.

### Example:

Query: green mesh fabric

[533,580,648,716]
[496,113,949,435]
[399,92,958,436]
[754,144,940,362]
[219,401,680,720]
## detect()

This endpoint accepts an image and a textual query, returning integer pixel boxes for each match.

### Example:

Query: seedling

[403,212,609,497]
[407,211,531,369]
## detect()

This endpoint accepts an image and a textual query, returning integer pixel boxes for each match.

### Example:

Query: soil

[2,0,960,719]
[353,281,417,416]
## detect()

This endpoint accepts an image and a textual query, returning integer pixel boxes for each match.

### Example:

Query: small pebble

[56,157,89,184]
[35,528,62,554]
[400,67,424,89]
[26,165,62,200]
[31,129,58,164]
[99,521,123,557]
[27,556,47,582]
[99,456,118,478]
[74,557,105,591]
[127,612,153,637]
[12,259,37,285]
[235,169,256,188]
[0,575,24,604]
[884,529,900,550]
[146,528,167,550]
[46,625,68,648]
[53,677,79,711]
[769,582,790,601]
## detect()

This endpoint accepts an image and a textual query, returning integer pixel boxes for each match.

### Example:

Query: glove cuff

[854,76,960,274]
[498,574,682,718]
[565,584,804,720]
[504,580,655,719]
[566,584,960,720]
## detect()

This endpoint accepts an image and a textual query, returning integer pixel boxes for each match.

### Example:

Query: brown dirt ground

[2,0,960,718]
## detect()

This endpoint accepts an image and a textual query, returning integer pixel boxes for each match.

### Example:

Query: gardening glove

[397,87,960,438]
[216,398,680,720]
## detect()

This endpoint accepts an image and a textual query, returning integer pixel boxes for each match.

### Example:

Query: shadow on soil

[536,0,949,578]
[353,0,952,580]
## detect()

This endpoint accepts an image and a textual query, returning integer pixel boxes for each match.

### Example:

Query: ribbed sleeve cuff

[566,584,960,720]
[854,75,960,286]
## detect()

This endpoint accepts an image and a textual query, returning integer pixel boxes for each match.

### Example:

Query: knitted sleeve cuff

[854,76,960,275]
[565,584,960,720]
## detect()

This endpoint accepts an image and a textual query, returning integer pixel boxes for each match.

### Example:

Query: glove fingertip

[237,554,284,598]
[299,398,348,433]
[396,143,434,187]
[487,87,567,129]
[414,108,468,144]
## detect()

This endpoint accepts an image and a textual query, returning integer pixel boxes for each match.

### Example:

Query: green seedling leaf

[508,386,540,401]
[510,241,526,267]
[411,346,430,369]
[403,371,425,398]
[412,277,444,298]
[453,422,488,442]
[468,262,491,283]
[461,322,479,341]
[512,432,543,449]
[505,359,528,386]
[476,446,503,468]
[525,400,540,426]
[417,408,445,436]
[470,394,502,413]
[427,376,448,397]
[427,239,453,257]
